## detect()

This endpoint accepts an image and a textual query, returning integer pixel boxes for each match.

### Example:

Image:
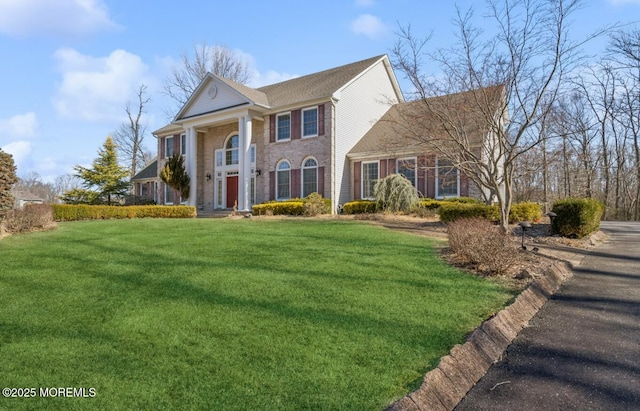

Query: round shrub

[551,198,604,238]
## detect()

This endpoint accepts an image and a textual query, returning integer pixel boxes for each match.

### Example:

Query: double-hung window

[277,113,291,141]
[397,158,417,187]
[180,134,187,156]
[436,158,459,198]
[302,107,318,138]
[165,137,174,158]
[361,161,379,199]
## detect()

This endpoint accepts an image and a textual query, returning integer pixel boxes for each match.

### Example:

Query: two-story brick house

[151,55,403,213]
[147,54,504,213]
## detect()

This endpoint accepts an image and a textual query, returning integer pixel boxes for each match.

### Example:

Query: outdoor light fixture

[255,168,262,176]
[546,211,557,235]
[518,221,532,250]
[205,172,212,181]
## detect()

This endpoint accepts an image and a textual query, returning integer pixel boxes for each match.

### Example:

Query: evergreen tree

[0,148,18,217]
[160,153,190,204]
[67,136,129,205]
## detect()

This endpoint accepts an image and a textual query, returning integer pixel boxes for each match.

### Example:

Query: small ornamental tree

[160,153,190,204]
[373,173,419,213]
[0,148,18,217]
[66,136,130,205]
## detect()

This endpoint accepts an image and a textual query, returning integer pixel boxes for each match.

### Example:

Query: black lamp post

[546,211,557,234]
[518,221,532,250]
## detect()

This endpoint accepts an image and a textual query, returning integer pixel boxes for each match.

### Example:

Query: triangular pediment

[175,74,256,121]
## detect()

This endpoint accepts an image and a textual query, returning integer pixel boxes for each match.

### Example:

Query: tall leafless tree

[391,0,591,231]
[113,84,152,186]
[163,43,252,113]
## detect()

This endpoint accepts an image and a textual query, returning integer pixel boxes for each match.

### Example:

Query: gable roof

[12,190,44,202]
[256,55,394,108]
[132,158,158,181]
[349,85,505,158]
[167,55,402,127]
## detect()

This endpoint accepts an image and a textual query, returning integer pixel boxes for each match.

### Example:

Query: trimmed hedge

[342,200,378,214]
[53,204,197,221]
[551,198,604,238]
[508,202,542,224]
[439,203,500,223]
[252,201,306,216]
[344,197,481,215]
[252,194,331,216]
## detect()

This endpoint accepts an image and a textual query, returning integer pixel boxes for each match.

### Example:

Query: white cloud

[0,112,39,139]
[0,0,119,37]
[350,14,388,39]
[1,140,32,167]
[53,48,151,122]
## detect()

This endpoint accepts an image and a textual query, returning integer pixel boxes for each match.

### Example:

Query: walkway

[455,221,640,410]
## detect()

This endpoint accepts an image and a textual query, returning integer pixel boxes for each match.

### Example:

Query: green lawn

[0,218,513,410]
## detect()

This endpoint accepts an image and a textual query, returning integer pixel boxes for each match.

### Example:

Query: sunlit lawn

[0,218,513,410]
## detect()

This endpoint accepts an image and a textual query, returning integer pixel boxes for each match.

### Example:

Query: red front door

[226,176,238,209]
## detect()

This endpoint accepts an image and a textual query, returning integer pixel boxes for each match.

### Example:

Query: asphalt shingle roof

[349,85,504,157]
[132,159,158,180]
[256,55,386,108]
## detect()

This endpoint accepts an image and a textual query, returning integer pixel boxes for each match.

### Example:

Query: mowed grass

[0,218,513,410]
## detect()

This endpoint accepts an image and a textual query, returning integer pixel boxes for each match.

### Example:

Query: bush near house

[551,198,604,238]
[447,217,518,275]
[439,203,500,223]
[440,201,542,224]
[414,197,480,211]
[508,202,542,224]
[342,200,378,214]
[373,173,419,213]
[1,204,55,234]
[252,193,331,216]
[52,204,197,221]
[253,200,305,216]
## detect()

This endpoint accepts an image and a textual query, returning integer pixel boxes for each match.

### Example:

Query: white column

[237,115,252,212]
[187,127,197,207]
[242,116,252,211]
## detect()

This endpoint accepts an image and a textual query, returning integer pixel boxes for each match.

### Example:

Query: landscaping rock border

[385,260,573,411]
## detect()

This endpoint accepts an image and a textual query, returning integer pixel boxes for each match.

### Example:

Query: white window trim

[301,156,318,197]
[301,107,318,138]
[361,161,379,200]
[213,141,256,209]
[396,157,417,187]
[276,112,291,142]
[276,160,291,200]
[435,157,460,199]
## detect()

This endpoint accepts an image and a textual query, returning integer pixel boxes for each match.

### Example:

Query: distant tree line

[512,28,640,220]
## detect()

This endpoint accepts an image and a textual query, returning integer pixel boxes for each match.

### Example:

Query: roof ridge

[256,54,385,91]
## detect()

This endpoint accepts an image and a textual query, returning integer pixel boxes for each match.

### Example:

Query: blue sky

[1,0,638,182]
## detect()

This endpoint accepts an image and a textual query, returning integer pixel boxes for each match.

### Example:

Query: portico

[176,110,263,212]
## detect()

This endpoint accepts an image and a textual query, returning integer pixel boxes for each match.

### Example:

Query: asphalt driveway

[455,221,640,410]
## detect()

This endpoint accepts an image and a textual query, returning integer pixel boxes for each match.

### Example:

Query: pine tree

[67,136,130,205]
[0,148,18,216]
[160,153,190,204]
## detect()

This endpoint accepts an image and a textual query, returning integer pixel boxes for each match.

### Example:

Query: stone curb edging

[386,260,573,411]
